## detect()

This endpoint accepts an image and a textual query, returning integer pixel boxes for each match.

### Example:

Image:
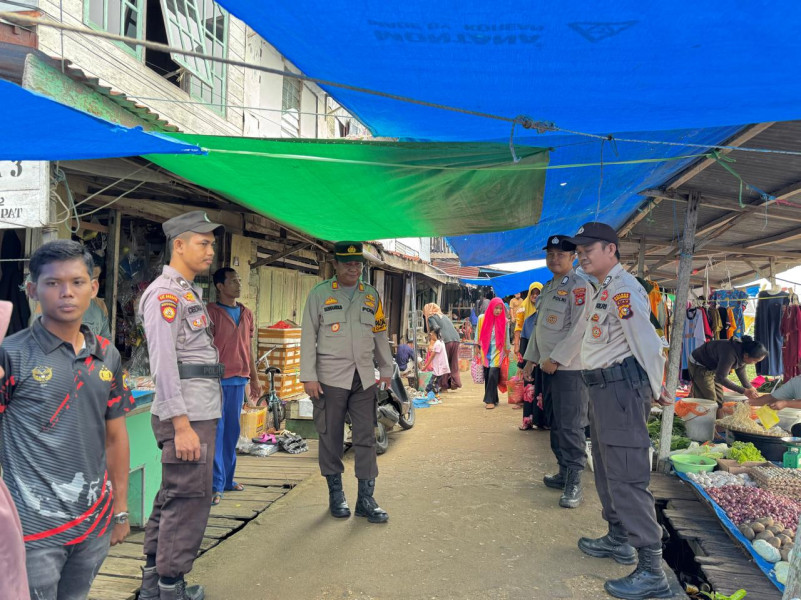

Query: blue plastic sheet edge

[461,265,554,297]
[675,471,784,592]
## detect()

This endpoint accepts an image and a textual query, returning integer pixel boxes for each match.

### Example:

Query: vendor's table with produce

[666,436,801,595]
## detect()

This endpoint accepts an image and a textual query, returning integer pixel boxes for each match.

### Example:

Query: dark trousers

[543,370,589,470]
[444,341,462,390]
[425,375,444,395]
[144,417,217,578]
[525,368,551,428]
[314,371,378,480]
[587,375,661,548]
[482,366,500,405]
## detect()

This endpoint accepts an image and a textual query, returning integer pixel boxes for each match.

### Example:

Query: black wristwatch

[113,512,129,524]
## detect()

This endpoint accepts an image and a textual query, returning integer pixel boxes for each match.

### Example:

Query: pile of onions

[708,485,801,530]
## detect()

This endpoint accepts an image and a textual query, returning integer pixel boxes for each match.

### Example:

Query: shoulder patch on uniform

[602,275,612,288]
[161,303,177,322]
[158,293,179,303]
[324,296,338,305]
[573,287,586,305]
[365,293,375,302]
[613,292,633,320]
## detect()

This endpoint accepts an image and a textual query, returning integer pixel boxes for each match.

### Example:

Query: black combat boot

[354,479,389,523]
[603,544,672,599]
[578,523,637,564]
[559,469,583,509]
[138,566,159,599]
[158,578,204,600]
[543,465,567,489]
[325,473,351,518]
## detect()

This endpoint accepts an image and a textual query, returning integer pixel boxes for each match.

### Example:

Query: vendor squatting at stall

[688,337,767,416]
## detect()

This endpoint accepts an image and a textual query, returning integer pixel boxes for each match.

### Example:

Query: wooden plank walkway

[652,473,782,599]
[89,441,319,600]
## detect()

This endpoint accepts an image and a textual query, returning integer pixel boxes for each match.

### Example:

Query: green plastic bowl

[670,454,717,474]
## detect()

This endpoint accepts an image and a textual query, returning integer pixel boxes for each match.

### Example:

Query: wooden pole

[105,209,121,342]
[411,272,419,383]
[637,237,647,278]
[658,191,701,472]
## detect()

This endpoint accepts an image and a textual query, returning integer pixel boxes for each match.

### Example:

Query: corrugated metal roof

[623,120,801,288]
[0,42,179,131]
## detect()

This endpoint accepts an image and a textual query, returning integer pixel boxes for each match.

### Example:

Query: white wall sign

[0,161,48,229]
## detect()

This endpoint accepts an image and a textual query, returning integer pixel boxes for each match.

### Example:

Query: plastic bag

[507,375,524,404]
[470,356,485,384]
[498,354,509,394]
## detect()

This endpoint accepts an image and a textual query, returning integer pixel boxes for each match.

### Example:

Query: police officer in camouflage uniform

[300,242,393,523]
[566,223,672,600]
[522,235,591,509]
[138,211,224,600]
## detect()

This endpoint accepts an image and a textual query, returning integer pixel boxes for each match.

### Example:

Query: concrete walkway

[190,381,643,599]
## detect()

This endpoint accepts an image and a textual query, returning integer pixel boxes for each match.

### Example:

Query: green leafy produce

[647,414,686,441]
[671,436,692,451]
[727,441,765,464]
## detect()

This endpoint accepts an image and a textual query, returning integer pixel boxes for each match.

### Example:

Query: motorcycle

[345,361,415,455]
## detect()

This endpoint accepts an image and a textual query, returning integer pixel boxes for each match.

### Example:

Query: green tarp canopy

[147,136,548,241]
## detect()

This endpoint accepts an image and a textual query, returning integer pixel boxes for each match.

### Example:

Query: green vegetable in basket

[727,441,764,464]
[671,436,691,451]
[647,414,686,441]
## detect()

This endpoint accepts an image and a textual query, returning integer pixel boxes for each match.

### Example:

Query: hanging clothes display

[726,308,737,339]
[755,290,790,376]
[707,306,722,340]
[781,303,801,382]
[682,307,707,375]
[700,306,713,340]
[710,289,749,338]
[717,306,730,339]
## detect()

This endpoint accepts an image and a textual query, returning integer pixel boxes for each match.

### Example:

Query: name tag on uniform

[595,302,608,310]
[324,305,343,312]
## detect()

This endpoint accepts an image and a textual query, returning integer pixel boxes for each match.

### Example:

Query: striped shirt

[0,318,132,549]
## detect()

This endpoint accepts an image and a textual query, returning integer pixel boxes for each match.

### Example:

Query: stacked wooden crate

[257,327,304,398]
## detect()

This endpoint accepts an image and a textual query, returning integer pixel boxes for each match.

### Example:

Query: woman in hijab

[514,282,543,428]
[513,282,543,357]
[475,297,510,409]
[423,303,462,391]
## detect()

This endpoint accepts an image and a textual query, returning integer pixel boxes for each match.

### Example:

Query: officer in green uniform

[300,242,393,523]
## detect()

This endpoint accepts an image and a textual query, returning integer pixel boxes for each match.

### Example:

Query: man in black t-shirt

[0,240,133,599]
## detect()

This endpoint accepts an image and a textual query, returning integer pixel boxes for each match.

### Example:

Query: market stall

[650,397,801,596]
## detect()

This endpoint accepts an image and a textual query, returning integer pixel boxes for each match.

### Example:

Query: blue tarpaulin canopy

[215,1,800,139]
[0,80,202,160]
[462,266,553,298]
[213,1,788,264]
[446,126,741,265]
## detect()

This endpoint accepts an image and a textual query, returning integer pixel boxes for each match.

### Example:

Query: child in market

[422,329,450,404]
